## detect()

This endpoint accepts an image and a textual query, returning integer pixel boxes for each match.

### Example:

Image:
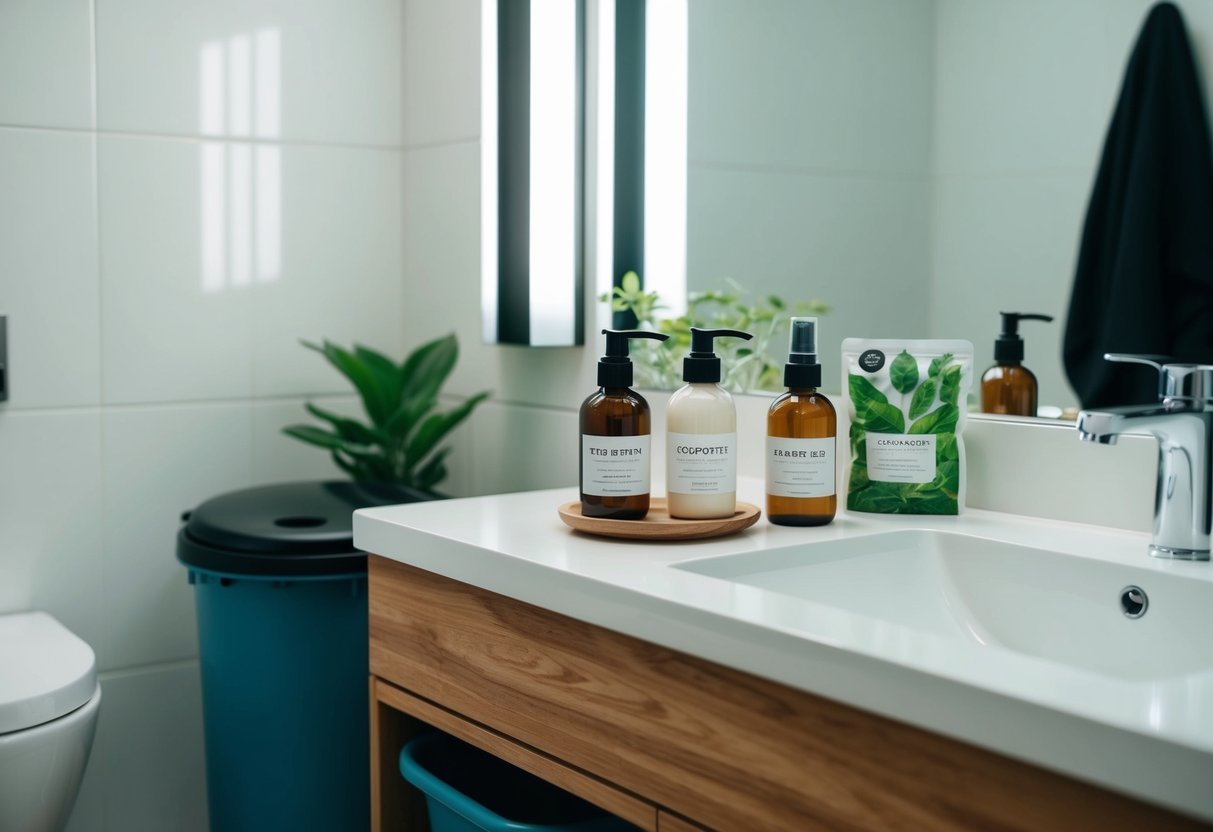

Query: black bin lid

[177,480,428,577]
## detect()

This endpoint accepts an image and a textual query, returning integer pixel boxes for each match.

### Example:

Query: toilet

[0,612,101,832]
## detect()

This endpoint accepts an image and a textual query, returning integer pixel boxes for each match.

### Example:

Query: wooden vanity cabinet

[367,556,1205,832]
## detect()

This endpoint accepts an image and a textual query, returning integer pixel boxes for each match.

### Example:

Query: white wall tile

[403,0,481,147]
[251,146,404,397]
[101,403,254,671]
[96,0,402,146]
[0,0,93,129]
[99,135,255,404]
[66,663,209,832]
[687,166,932,394]
[0,128,101,408]
[468,401,577,496]
[0,410,105,662]
[689,0,934,173]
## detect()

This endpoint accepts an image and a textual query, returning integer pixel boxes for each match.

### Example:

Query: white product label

[581,434,651,497]
[668,432,737,495]
[766,436,835,498]
[867,434,936,483]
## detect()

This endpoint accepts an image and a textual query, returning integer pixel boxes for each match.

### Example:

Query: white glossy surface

[0,129,101,409]
[355,478,1213,821]
[0,683,100,832]
[95,0,402,145]
[677,529,1213,681]
[0,0,92,129]
[0,613,97,734]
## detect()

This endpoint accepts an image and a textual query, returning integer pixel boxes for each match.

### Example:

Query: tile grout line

[0,122,405,153]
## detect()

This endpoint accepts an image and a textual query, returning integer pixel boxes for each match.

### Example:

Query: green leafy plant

[600,272,829,392]
[283,334,489,496]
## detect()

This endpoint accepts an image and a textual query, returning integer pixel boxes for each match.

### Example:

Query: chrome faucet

[1076,354,1213,561]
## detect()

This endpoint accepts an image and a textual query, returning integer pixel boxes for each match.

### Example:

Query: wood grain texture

[657,811,710,832]
[369,556,1209,832]
[376,678,658,830]
[369,677,427,832]
[557,499,760,540]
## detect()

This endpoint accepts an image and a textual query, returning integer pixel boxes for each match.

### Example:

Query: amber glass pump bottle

[980,311,1053,417]
[580,328,669,519]
[766,318,836,526]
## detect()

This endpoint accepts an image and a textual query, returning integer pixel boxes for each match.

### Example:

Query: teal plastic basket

[400,732,637,832]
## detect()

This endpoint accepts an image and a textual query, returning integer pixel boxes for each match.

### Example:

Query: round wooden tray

[557,498,761,541]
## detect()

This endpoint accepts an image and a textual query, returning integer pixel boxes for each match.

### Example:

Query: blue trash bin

[178,480,426,832]
[400,732,639,832]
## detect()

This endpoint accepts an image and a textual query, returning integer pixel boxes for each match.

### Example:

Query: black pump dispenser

[682,327,753,383]
[597,328,668,387]
[783,317,822,388]
[994,312,1054,363]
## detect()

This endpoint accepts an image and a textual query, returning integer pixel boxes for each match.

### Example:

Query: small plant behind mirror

[283,333,489,498]
[601,272,830,392]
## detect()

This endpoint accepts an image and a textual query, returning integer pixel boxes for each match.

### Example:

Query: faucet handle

[1103,353,1213,406]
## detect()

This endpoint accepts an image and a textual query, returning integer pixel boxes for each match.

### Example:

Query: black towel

[1063,1,1213,408]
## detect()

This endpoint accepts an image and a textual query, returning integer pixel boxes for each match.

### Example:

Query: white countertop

[354,477,1213,822]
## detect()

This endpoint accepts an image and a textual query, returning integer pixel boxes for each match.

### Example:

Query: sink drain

[1120,586,1148,619]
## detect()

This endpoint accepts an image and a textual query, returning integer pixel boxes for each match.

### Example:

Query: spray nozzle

[683,327,753,383]
[783,317,822,389]
[597,328,668,387]
[994,312,1053,363]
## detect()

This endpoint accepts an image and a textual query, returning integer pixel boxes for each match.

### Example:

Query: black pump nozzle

[683,327,753,383]
[597,328,668,387]
[995,312,1053,363]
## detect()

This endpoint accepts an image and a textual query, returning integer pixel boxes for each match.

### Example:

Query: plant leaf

[939,364,963,406]
[304,340,392,426]
[889,350,919,395]
[908,378,937,421]
[413,447,451,490]
[928,353,954,379]
[401,334,458,408]
[282,424,347,450]
[909,403,959,435]
[405,392,490,469]
[305,403,382,446]
[354,344,404,416]
[859,401,906,434]
[848,374,889,418]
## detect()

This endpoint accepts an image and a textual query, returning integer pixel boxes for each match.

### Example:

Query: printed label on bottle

[667,432,737,495]
[766,436,835,498]
[867,434,936,483]
[581,434,651,497]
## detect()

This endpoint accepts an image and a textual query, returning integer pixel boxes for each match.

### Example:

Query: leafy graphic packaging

[842,339,974,515]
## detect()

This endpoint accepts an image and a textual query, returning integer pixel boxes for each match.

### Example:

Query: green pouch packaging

[841,338,974,515]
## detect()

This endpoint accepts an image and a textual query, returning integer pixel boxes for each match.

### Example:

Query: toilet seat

[0,612,97,735]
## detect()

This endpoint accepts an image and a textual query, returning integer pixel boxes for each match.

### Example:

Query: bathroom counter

[355,477,1213,825]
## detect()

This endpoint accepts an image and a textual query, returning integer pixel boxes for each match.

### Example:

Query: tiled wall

[0,0,406,828]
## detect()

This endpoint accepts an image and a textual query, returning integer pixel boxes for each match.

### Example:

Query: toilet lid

[0,612,97,734]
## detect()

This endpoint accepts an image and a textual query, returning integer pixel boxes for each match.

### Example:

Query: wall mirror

[608,0,1213,414]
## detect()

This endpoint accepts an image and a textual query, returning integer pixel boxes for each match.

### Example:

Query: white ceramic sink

[674,530,1213,682]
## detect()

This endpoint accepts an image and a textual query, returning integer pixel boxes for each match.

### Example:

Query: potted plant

[283,333,489,500]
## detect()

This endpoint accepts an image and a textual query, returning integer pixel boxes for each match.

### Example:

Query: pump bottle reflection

[980,311,1053,417]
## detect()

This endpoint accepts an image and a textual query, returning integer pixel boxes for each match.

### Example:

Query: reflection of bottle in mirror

[980,311,1053,417]
[581,329,670,519]
[766,318,836,526]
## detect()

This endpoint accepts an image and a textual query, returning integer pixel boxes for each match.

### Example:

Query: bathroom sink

[674,530,1213,682]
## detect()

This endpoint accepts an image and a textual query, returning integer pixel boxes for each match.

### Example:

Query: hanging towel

[1063,1,1213,408]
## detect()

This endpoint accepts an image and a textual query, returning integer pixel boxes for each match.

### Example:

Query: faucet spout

[1076,402,1212,560]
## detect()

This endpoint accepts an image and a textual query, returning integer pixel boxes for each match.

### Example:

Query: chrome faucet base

[1149,544,1211,561]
